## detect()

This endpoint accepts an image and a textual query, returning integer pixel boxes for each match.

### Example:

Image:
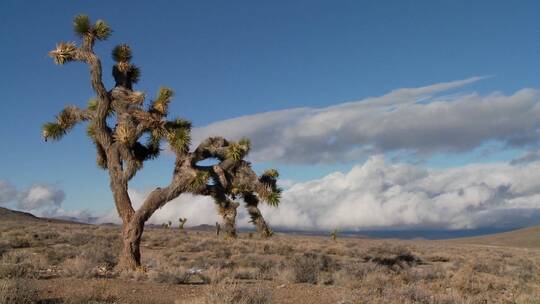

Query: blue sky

[1,1,540,229]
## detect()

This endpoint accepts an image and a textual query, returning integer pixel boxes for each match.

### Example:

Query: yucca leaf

[157,87,173,102]
[151,87,174,115]
[129,65,140,84]
[42,122,66,141]
[56,106,79,128]
[73,14,91,37]
[49,42,77,65]
[166,127,191,153]
[113,124,134,144]
[112,44,132,62]
[94,20,112,40]
[227,139,250,161]
[264,188,282,207]
[187,171,210,191]
[87,98,98,111]
[263,168,279,178]
[165,118,192,130]
[86,122,96,140]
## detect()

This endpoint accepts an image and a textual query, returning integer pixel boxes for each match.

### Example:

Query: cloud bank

[193,77,540,163]
[93,155,540,231]
[256,156,540,230]
[96,191,219,226]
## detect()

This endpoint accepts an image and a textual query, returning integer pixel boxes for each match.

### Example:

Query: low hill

[0,206,41,222]
[447,225,540,249]
[0,207,85,225]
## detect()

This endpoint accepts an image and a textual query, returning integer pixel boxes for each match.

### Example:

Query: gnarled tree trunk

[219,201,239,238]
[244,193,272,237]
[118,218,144,270]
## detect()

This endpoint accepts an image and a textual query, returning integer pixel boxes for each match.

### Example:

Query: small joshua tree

[178,218,187,230]
[216,222,221,236]
[331,229,338,241]
[43,15,281,271]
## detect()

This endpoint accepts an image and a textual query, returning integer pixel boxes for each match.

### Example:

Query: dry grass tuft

[0,278,38,304]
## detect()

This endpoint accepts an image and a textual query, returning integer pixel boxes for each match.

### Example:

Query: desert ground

[1,207,539,304]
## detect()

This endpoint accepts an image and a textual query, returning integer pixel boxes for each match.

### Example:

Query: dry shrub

[147,265,193,284]
[514,258,536,282]
[254,259,276,279]
[0,243,9,257]
[0,263,37,279]
[233,267,258,280]
[472,258,503,275]
[402,265,446,283]
[67,232,94,246]
[275,244,294,256]
[426,254,450,263]
[82,238,119,268]
[193,281,272,304]
[213,247,232,259]
[332,262,380,287]
[363,244,422,270]
[62,255,97,278]
[44,245,79,265]
[290,253,321,284]
[205,266,233,284]
[7,236,31,249]
[0,278,38,304]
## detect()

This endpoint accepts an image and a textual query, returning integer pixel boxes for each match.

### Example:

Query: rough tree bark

[43,15,282,271]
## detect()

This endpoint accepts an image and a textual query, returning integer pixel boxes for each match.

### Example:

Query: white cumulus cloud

[257,156,540,230]
[96,190,220,226]
[94,156,540,231]
[17,184,65,211]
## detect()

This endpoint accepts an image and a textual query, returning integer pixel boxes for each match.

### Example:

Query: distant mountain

[0,207,86,225]
[0,207,40,222]
[1,206,538,248]
[447,225,540,249]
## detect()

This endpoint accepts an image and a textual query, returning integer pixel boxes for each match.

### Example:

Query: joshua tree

[43,15,281,271]
[331,229,338,241]
[215,222,221,236]
[178,218,187,230]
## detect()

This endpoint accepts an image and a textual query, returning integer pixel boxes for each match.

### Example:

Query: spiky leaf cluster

[73,15,91,37]
[111,44,140,85]
[163,118,193,154]
[227,138,251,161]
[73,15,111,40]
[112,44,132,62]
[150,87,174,115]
[49,42,77,65]
[42,106,86,141]
[42,122,66,141]
[263,187,282,207]
[263,169,279,178]
[187,171,210,192]
[93,20,112,40]
[113,123,134,144]
[129,66,141,84]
